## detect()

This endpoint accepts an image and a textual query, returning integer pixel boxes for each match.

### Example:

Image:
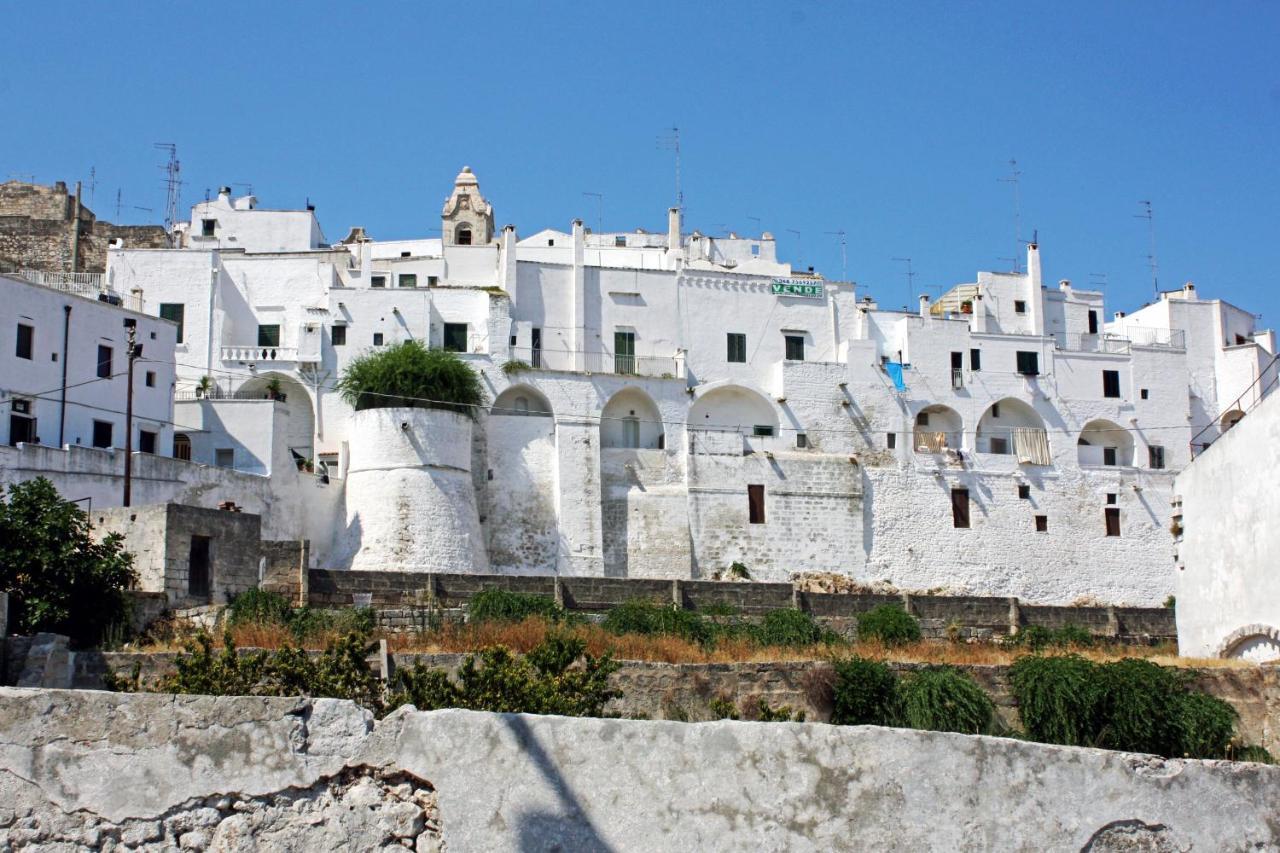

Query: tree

[0,477,137,647]
[335,340,485,418]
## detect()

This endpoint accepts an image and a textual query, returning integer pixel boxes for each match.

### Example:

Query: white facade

[1174,385,1280,661]
[64,166,1275,604]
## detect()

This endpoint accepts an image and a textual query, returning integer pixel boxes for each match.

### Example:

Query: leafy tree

[0,477,137,647]
[335,339,485,418]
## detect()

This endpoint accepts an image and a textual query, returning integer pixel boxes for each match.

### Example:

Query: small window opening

[1149,446,1165,469]
[1140,388,1149,400]
[796,433,807,449]
[916,412,930,426]
[1103,370,1121,398]
[373,332,384,346]
[1106,493,1117,505]
[145,371,156,387]
[951,488,970,528]
[331,325,347,346]
[970,348,981,371]
[1035,515,1048,532]
[784,334,805,361]
[1014,300,1027,314]
[887,432,896,449]
[753,425,774,437]
[748,484,766,524]
[1105,507,1121,537]
[1018,484,1031,499]
[201,219,215,237]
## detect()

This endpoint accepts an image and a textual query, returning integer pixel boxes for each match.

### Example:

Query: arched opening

[976,398,1049,462]
[1077,419,1135,467]
[912,404,963,453]
[1220,625,1280,663]
[1221,409,1245,432]
[236,372,315,465]
[455,224,473,246]
[173,433,192,461]
[688,385,779,435]
[601,387,663,449]
[493,385,553,418]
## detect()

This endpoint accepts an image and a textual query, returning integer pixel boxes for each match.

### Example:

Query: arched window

[173,434,192,461]
[455,224,473,246]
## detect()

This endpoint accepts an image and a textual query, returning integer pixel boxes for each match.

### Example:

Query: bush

[1009,654,1101,746]
[227,588,374,641]
[467,587,566,624]
[830,656,900,726]
[602,599,715,646]
[897,666,995,734]
[228,588,294,627]
[856,605,921,646]
[1013,624,1094,651]
[1094,658,1185,756]
[0,478,138,648]
[754,608,833,648]
[390,634,620,716]
[1174,691,1237,759]
[335,339,486,418]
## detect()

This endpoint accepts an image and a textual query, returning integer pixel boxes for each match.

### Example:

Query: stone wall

[1,687,1279,851]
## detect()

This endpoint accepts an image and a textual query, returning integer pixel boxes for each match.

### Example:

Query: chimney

[1182,281,1197,300]
[918,294,930,317]
[1115,311,1126,321]
[217,186,232,204]
[1058,279,1071,292]
[667,207,681,254]
[1025,242,1044,335]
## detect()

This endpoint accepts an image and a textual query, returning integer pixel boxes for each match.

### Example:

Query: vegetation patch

[897,665,996,735]
[856,605,922,647]
[467,587,569,625]
[830,656,900,726]
[336,339,485,417]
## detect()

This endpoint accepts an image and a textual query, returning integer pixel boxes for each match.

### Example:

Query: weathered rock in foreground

[0,688,1278,851]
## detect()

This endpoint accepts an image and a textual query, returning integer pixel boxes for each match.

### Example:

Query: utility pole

[122,319,140,506]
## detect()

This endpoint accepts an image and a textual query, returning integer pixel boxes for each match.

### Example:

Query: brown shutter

[1105,507,1121,537]
[748,484,765,524]
[951,488,970,528]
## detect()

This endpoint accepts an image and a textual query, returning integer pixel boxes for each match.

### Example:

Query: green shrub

[500,359,531,376]
[602,599,715,645]
[857,605,921,646]
[335,339,486,418]
[228,588,294,627]
[467,587,566,624]
[1013,624,1094,651]
[898,666,995,734]
[1230,744,1275,764]
[1094,658,1185,755]
[228,589,374,641]
[753,699,804,722]
[1174,691,1237,759]
[390,634,620,716]
[0,477,138,648]
[830,656,900,726]
[1009,654,1102,746]
[755,608,833,648]
[710,697,739,719]
[728,561,751,580]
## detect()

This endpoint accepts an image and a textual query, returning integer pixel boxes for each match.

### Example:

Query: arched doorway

[976,398,1049,462]
[236,372,315,466]
[1077,419,1135,467]
[912,404,963,453]
[601,387,663,449]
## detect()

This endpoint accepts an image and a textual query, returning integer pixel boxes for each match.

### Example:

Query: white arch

[236,372,315,462]
[976,398,1045,455]
[601,387,664,449]
[493,385,553,417]
[1077,419,1134,467]
[1217,624,1280,663]
[688,384,779,434]
[913,404,963,453]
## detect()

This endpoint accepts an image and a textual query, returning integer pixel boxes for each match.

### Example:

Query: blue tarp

[885,362,906,391]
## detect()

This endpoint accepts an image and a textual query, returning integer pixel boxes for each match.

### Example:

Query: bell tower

[441,166,494,246]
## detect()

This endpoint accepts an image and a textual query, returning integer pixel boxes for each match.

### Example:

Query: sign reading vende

[771,279,824,299]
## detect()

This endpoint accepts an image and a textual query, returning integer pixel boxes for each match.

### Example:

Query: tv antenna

[87,166,97,207]
[656,126,683,211]
[825,229,848,281]
[999,158,1023,273]
[746,215,761,233]
[892,257,915,310]
[582,192,603,233]
[1134,200,1158,300]
[787,229,802,265]
[1088,272,1108,291]
[154,143,182,234]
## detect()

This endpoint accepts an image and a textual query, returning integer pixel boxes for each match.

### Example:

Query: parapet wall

[0,687,1277,851]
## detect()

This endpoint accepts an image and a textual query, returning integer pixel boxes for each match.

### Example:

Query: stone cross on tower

[441,166,494,246]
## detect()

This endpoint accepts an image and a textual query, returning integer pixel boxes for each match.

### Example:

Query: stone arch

[976,398,1045,455]
[1220,409,1246,431]
[912,404,963,452]
[601,387,663,449]
[236,372,315,462]
[493,385,553,417]
[1077,419,1135,467]
[1216,624,1280,662]
[688,383,779,435]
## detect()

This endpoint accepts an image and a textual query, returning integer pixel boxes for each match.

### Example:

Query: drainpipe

[58,305,71,446]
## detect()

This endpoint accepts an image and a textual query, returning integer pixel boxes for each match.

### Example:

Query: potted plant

[195,376,213,399]
[265,377,285,402]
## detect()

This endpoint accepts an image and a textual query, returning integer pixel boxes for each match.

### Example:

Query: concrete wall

[1176,387,1280,659]
[1,688,1279,851]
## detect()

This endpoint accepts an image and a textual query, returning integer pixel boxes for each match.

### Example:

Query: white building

[50,167,1275,606]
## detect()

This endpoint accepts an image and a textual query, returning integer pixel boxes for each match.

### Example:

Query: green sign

[771,279,824,299]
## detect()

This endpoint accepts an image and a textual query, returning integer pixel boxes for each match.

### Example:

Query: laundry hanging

[885,362,906,392]
[1013,428,1052,465]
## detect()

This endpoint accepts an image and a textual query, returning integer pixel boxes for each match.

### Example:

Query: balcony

[950,368,965,390]
[221,345,299,363]
[1057,327,1186,353]
[913,430,963,454]
[16,269,143,311]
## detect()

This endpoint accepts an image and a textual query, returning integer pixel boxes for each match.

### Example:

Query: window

[970,349,982,371]
[257,325,281,347]
[1140,388,1149,400]
[951,488,970,528]
[546,238,554,246]
[15,323,33,360]
[727,333,747,363]
[951,351,963,369]
[531,327,542,368]
[1102,370,1121,398]
[1035,515,1048,532]
[400,251,411,258]
[159,303,185,343]
[428,275,439,287]
[784,334,805,361]
[990,437,1009,454]
[373,332,384,346]
[96,345,113,378]
[916,412,930,426]
[331,325,347,346]
[443,323,468,352]
[1104,507,1121,537]
[456,225,473,246]
[1016,351,1039,376]
[748,484,766,524]
[201,218,215,237]
[9,400,36,446]
[753,425,774,437]
[1014,300,1027,314]
[173,434,191,461]
[1149,445,1165,469]
[991,402,1000,418]
[1106,493,1117,505]
[145,371,156,387]
[887,432,896,449]
[399,273,417,288]
[796,433,807,449]
[188,535,211,598]
[751,244,760,256]
[1103,447,1117,466]
[138,429,157,454]
[371,275,387,289]
[92,420,112,448]
[215,448,235,468]
[1018,484,1031,499]
[1088,310,1099,335]
[615,236,627,247]
[614,330,636,374]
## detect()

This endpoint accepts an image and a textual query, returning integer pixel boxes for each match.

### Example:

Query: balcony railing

[582,351,681,378]
[15,269,142,310]
[1057,327,1186,353]
[1057,333,1131,354]
[913,430,963,454]
[950,368,964,390]
[221,345,299,362]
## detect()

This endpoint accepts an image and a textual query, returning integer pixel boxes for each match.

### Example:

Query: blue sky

[5,2,1278,322]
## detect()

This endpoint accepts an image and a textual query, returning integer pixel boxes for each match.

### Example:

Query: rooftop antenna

[825,229,848,281]
[7,173,36,183]
[713,223,731,236]
[154,143,181,234]
[1134,200,1158,300]
[892,257,915,310]
[232,182,254,196]
[582,192,603,233]
[656,126,683,211]
[115,188,122,220]
[87,166,97,208]
[787,229,802,266]
[746,215,761,233]
[999,158,1023,273]
[1088,272,1109,291]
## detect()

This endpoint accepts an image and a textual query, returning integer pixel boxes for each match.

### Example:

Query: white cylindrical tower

[337,407,488,573]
